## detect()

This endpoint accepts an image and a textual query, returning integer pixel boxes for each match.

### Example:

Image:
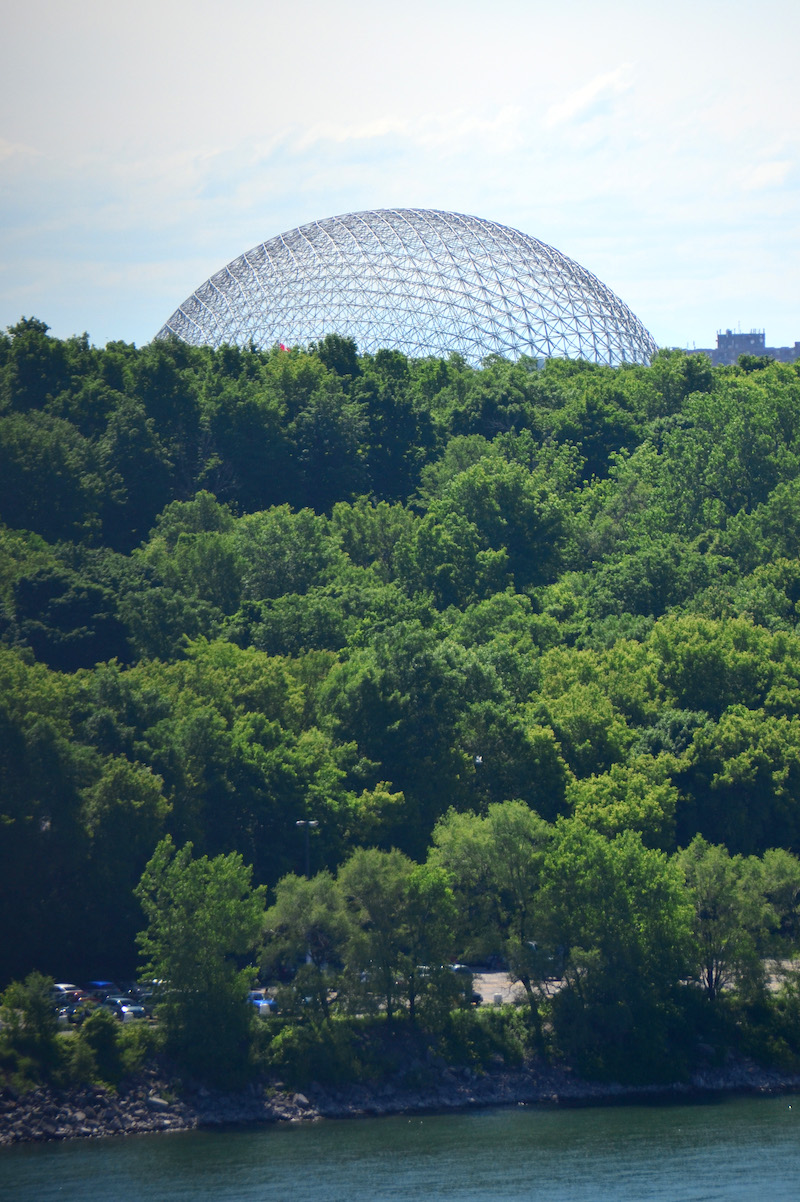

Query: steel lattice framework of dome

[156,208,657,366]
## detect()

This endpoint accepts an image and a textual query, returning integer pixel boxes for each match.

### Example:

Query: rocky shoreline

[3,1057,800,1146]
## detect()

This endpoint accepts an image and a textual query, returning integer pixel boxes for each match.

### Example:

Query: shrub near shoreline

[0,973,162,1096]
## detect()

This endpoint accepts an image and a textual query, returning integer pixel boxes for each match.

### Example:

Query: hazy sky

[2,0,798,352]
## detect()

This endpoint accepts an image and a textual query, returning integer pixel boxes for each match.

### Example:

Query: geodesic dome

[156,208,657,367]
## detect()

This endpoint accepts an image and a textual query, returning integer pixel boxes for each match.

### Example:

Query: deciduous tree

[135,836,266,1082]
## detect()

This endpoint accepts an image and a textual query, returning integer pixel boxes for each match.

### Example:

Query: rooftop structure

[156,208,657,367]
[691,329,800,366]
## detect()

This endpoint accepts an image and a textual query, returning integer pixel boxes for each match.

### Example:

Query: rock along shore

[3,1057,800,1146]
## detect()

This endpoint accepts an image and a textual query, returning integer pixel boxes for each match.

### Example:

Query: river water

[2,1094,799,1201]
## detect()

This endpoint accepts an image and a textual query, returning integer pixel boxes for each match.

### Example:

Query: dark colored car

[100,995,147,1022]
[447,963,482,1006]
[83,980,120,1001]
[59,1000,97,1026]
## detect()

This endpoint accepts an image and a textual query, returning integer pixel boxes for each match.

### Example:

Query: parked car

[51,983,82,1007]
[83,980,120,1001]
[132,989,156,1016]
[447,963,482,1006]
[100,995,147,1022]
[57,999,96,1027]
[248,990,278,1017]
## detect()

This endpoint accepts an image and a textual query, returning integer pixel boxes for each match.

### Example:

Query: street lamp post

[295,819,319,878]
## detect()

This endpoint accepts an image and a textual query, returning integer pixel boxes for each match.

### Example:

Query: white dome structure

[156,208,657,367]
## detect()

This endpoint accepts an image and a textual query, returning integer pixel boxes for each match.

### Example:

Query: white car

[248,990,278,1017]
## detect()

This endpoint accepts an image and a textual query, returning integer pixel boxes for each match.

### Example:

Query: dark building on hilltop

[692,329,800,365]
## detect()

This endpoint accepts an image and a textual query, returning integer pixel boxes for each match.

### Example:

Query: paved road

[472,970,526,1005]
[472,969,568,1006]
[473,961,800,1006]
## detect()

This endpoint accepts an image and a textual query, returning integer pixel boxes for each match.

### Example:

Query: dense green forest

[3,316,800,1082]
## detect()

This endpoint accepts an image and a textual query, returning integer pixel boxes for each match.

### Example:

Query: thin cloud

[0,137,40,163]
[544,66,633,128]
[297,107,524,154]
[741,160,792,191]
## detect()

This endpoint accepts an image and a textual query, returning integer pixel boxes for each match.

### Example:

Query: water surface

[2,1093,798,1201]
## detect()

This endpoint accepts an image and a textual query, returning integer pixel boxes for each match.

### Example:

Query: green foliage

[431,801,553,1043]
[78,1007,124,1084]
[740,979,800,1070]
[263,871,349,1018]
[330,496,417,582]
[134,836,266,1083]
[235,505,345,601]
[676,836,786,1000]
[321,622,499,851]
[437,1006,533,1068]
[428,456,567,590]
[567,758,678,848]
[66,1032,99,1085]
[5,332,800,1087]
[543,821,693,994]
[531,672,634,778]
[264,1008,534,1088]
[10,562,129,670]
[266,1018,361,1087]
[675,706,800,853]
[335,848,459,1022]
[0,973,58,1067]
[542,820,694,1079]
[0,412,107,543]
[761,847,800,948]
